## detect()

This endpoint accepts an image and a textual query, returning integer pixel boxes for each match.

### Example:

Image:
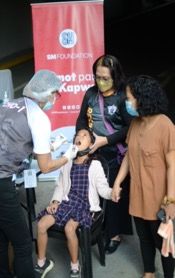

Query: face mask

[43,95,56,111]
[43,101,54,111]
[125,100,139,116]
[76,147,91,157]
[96,79,113,93]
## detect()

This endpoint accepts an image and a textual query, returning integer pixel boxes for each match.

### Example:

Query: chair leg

[79,228,93,278]
[97,232,105,266]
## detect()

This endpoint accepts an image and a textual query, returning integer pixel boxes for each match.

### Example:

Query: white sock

[37,258,46,267]
[71,261,79,270]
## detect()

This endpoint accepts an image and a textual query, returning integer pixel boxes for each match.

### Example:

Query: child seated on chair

[34,128,112,278]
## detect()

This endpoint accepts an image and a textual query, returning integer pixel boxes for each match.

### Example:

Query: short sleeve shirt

[25,98,51,154]
[126,114,175,220]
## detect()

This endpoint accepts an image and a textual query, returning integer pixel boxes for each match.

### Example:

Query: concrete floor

[31,180,165,278]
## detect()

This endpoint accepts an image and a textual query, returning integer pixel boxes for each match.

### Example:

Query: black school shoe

[34,259,54,278]
[105,239,121,254]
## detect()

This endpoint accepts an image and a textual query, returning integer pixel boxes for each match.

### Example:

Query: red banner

[31,1,104,134]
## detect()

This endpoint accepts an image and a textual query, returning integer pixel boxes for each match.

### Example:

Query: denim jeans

[0,178,35,278]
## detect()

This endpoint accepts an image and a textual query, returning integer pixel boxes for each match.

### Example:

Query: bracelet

[162,196,175,206]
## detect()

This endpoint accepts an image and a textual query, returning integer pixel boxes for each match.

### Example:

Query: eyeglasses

[95,75,112,82]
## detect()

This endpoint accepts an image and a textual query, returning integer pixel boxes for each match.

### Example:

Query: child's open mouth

[75,140,81,146]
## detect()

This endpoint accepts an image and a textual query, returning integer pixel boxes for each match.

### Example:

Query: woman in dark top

[76,54,134,254]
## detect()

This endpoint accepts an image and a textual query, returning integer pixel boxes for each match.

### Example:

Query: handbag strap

[98,93,127,155]
[98,92,114,134]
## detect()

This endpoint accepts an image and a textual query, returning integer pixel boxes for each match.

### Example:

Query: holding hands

[112,184,122,203]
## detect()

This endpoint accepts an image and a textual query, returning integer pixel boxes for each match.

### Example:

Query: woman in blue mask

[125,99,139,117]
[76,55,134,254]
[112,75,175,278]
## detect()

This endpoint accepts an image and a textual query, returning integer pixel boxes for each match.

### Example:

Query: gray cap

[23,69,62,101]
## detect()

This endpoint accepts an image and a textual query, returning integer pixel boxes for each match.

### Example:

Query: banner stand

[31,0,104,180]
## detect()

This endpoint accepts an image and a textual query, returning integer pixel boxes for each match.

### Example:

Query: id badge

[24,169,37,188]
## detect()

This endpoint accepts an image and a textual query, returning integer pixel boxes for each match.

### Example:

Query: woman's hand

[164,203,175,221]
[111,184,122,202]
[89,133,108,153]
[46,201,59,214]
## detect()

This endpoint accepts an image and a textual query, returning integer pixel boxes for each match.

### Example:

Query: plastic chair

[47,156,109,278]
[16,157,108,278]
[0,69,14,102]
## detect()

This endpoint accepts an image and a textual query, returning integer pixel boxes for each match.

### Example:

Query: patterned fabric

[38,163,92,228]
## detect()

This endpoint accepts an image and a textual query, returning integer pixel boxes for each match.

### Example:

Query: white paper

[24,169,37,188]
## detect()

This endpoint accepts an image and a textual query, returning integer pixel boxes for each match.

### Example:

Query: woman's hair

[92,54,125,91]
[126,75,168,116]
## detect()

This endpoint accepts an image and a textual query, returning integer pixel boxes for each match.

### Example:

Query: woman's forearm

[112,152,129,202]
[114,152,129,187]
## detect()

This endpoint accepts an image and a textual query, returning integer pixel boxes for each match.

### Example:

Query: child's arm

[93,161,112,199]
[50,170,64,204]
[50,162,72,203]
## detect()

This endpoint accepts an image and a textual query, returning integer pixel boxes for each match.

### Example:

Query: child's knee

[37,219,48,234]
[65,222,77,237]
[37,215,55,234]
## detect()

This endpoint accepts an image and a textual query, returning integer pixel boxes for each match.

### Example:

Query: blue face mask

[125,100,139,116]
[43,101,54,111]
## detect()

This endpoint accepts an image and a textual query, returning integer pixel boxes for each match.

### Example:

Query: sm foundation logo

[59,29,77,48]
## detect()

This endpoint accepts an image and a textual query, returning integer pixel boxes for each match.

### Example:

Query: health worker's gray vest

[0,98,33,178]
